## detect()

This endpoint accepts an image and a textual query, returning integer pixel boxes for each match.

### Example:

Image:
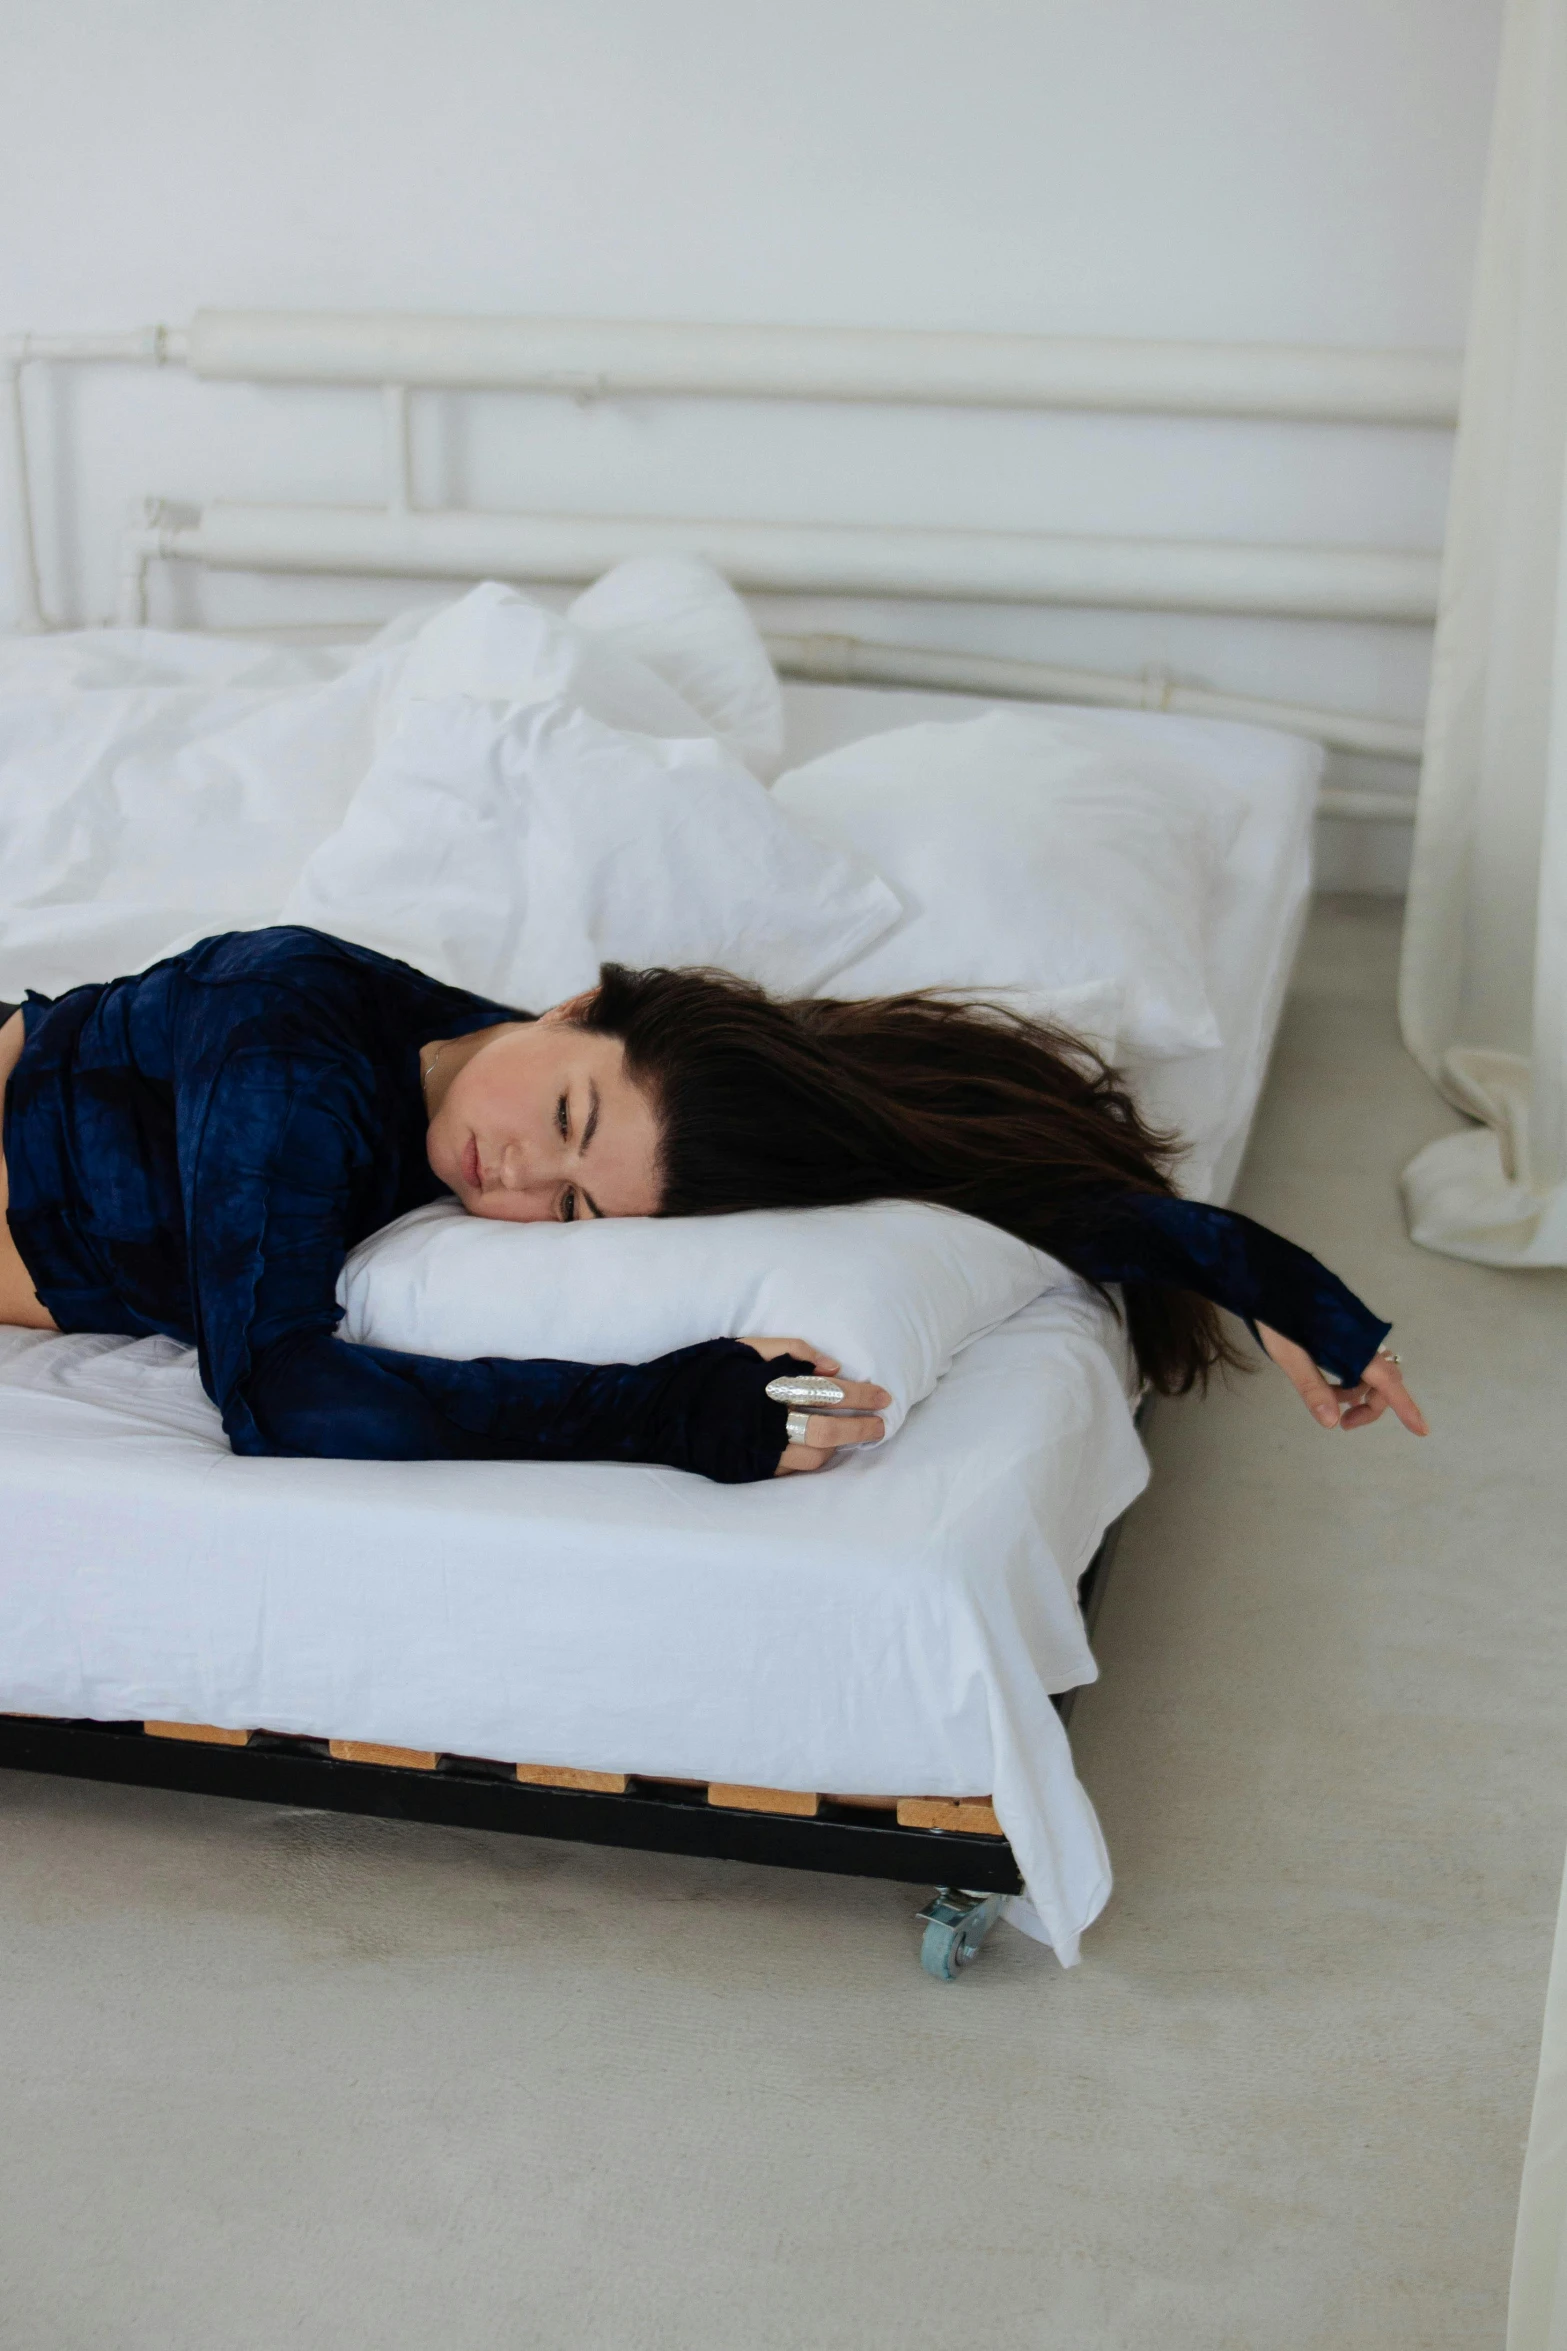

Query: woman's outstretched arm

[1068,1192,1427,1434]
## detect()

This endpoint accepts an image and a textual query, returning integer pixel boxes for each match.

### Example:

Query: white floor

[1,897,1563,2351]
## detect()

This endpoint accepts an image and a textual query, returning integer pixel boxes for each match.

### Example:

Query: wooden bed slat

[708,1783,820,1818]
[143,1720,250,1747]
[896,1796,1005,1837]
[328,1739,438,1769]
[515,1763,628,1794]
[126,1722,998,1835]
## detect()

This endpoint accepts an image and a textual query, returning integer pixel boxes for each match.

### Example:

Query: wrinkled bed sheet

[0,1288,1143,1964]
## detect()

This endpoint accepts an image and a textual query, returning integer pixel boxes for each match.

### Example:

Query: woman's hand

[738,1337,891,1475]
[1257,1323,1428,1436]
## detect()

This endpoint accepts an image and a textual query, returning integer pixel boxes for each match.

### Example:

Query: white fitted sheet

[0,679,1320,1965]
[0,1291,1142,1963]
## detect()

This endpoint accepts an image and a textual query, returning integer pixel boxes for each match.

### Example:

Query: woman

[0,925,1425,1480]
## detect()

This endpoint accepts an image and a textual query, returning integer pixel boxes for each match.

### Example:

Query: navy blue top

[2,929,795,1480]
[2,928,1390,1478]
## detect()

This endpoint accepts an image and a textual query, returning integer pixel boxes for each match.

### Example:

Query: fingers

[792,1411,886,1451]
[817,1378,891,1412]
[738,1336,842,1375]
[1257,1324,1344,1428]
[1360,1353,1429,1436]
[1257,1322,1429,1438]
[1335,1384,1386,1431]
[773,1409,888,1476]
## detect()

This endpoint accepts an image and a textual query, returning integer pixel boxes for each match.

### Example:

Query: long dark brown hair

[583,963,1245,1396]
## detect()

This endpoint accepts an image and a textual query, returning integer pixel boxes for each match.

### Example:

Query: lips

[462,1134,481,1192]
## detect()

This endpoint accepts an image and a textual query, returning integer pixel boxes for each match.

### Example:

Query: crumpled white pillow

[374,578,729,753]
[282,692,900,1008]
[369,565,784,780]
[773,710,1247,1061]
[339,1197,1071,1441]
[568,554,785,780]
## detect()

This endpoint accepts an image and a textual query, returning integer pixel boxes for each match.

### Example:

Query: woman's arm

[1069,1193,1426,1434]
[233,1323,800,1480]
[180,1049,818,1481]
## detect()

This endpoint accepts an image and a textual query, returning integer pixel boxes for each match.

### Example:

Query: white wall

[1,0,1503,887]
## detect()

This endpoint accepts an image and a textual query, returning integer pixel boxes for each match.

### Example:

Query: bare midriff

[0,1009,58,1330]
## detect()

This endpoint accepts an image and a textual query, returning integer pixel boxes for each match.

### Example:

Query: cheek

[469,1190,551,1226]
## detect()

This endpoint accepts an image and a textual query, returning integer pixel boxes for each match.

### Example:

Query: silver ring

[785,1410,812,1446]
[766,1375,846,1407]
[1377,1349,1403,1366]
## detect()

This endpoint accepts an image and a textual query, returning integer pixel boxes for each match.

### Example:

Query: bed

[3,306,1404,1976]
[0,662,1318,1975]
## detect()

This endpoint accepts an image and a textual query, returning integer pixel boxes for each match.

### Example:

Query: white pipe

[184,311,1461,427]
[0,326,180,367]
[117,518,163,626]
[761,630,1424,760]
[0,363,43,631]
[382,384,411,514]
[1316,788,1418,821]
[0,325,182,630]
[160,502,1441,623]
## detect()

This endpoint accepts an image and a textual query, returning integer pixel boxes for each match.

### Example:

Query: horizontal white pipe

[0,326,183,366]
[160,503,1441,623]
[117,522,1422,810]
[185,310,1461,426]
[1316,787,1418,821]
[762,630,1424,760]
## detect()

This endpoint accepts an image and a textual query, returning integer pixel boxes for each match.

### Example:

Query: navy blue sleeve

[181,1048,793,1481]
[1069,1193,1392,1383]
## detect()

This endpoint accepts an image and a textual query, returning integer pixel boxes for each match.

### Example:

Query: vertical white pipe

[382,383,411,513]
[1,362,45,631]
[116,531,150,625]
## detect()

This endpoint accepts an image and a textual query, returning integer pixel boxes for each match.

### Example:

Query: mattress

[0,679,1321,1965]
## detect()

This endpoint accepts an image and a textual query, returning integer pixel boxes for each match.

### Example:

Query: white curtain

[1399,0,1567,1267]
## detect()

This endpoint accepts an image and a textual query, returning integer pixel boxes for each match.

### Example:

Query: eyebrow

[581,1080,601,1155]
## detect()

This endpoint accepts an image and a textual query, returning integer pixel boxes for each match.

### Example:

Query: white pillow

[282,693,900,1008]
[338,1197,1069,1441]
[375,579,728,750]
[569,555,785,780]
[359,564,784,779]
[772,710,1247,1060]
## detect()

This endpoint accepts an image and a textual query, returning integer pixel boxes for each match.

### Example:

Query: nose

[484,1138,560,1220]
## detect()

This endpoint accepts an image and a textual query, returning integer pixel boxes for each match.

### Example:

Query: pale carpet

[1,897,1562,2351]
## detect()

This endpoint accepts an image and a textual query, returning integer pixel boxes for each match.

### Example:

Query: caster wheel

[916,1889,1004,1980]
[920,1917,982,1979]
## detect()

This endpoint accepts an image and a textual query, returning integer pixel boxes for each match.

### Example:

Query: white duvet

[0,561,864,1005]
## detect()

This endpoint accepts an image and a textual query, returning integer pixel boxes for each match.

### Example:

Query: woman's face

[425,1011,662,1223]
